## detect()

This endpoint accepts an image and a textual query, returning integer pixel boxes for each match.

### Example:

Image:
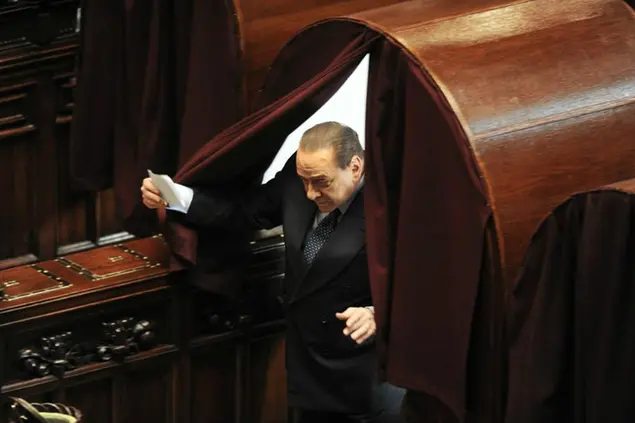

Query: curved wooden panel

[233,0,407,107]
[351,0,635,282]
[607,177,635,193]
[277,0,635,284]
[250,2,635,418]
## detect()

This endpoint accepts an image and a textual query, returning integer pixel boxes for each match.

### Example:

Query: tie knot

[323,209,340,225]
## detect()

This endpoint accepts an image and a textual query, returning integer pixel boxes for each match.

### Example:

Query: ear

[350,155,363,180]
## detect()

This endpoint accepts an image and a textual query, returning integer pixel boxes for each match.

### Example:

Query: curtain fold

[160,27,378,296]
[72,7,499,419]
[162,29,493,421]
[152,22,493,420]
[70,0,123,191]
[364,40,491,421]
[70,0,244,235]
[507,187,635,423]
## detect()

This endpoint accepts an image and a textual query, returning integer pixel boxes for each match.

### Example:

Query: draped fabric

[363,40,491,420]
[70,0,122,191]
[70,0,243,235]
[507,185,635,423]
[161,25,492,421]
[161,25,378,295]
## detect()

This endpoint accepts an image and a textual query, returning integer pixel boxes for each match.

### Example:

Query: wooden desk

[1,233,289,423]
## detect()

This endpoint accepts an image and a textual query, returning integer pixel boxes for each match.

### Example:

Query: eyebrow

[297,171,327,180]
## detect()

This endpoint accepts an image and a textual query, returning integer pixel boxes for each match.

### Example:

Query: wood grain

[234,0,407,108]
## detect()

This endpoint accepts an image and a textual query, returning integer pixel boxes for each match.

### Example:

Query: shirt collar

[337,175,365,215]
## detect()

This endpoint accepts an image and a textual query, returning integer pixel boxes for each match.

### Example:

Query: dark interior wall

[0,0,126,270]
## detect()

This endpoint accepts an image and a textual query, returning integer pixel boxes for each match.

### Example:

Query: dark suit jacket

[173,155,378,414]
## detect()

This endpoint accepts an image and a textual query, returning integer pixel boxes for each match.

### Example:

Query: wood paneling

[1,235,289,423]
[0,0,128,270]
[189,344,238,423]
[121,366,175,423]
[65,379,113,423]
[249,334,287,423]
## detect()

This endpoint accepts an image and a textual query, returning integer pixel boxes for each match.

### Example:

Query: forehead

[296,147,337,176]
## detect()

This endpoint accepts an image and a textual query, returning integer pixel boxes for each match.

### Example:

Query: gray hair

[299,121,364,169]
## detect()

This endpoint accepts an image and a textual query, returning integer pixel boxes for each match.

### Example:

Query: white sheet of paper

[147,170,184,208]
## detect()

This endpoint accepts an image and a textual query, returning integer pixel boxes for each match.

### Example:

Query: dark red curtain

[70,0,243,235]
[162,25,492,421]
[364,40,491,420]
[161,25,378,296]
[507,186,635,423]
[70,0,123,191]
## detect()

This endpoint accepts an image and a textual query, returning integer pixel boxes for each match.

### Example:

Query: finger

[335,307,355,320]
[142,198,157,209]
[142,178,161,195]
[354,322,377,344]
[350,323,370,342]
[355,330,374,344]
[142,190,164,205]
[345,317,369,336]
[345,310,365,329]
[142,197,165,209]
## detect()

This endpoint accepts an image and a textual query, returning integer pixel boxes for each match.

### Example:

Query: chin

[316,203,335,213]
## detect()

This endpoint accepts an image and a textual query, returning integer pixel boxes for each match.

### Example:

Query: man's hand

[335,307,376,344]
[141,178,167,209]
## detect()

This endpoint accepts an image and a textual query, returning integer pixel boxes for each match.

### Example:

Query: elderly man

[142,121,386,422]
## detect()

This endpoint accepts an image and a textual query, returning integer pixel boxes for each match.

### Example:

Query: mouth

[315,201,334,211]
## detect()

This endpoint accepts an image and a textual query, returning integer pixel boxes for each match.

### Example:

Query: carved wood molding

[0,81,36,140]
[54,72,73,123]
[0,0,79,56]
[18,316,158,380]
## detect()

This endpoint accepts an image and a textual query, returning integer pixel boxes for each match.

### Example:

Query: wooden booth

[0,1,403,423]
[2,0,635,422]
[193,0,632,421]
[506,178,635,423]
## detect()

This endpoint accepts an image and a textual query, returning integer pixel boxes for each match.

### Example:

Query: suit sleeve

[169,155,295,231]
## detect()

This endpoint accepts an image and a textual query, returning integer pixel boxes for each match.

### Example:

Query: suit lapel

[283,181,316,295]
[289,191,366,303]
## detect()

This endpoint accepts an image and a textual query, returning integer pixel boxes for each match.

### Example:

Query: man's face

[296,147,363,213]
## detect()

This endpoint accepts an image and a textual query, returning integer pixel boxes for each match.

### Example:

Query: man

[141,122,384,422]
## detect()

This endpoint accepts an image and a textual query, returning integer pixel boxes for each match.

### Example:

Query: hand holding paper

[147,170,184,208]
[143,170,193,213]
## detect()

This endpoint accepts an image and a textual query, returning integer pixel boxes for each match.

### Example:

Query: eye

[314,179,330,188]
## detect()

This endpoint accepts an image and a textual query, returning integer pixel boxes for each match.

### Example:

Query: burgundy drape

[364,40,491,420]
[506,184,635,423]
[163,24,492,421]
[162,25,379,297]
[70,0,122,191]
[70,0,243,235]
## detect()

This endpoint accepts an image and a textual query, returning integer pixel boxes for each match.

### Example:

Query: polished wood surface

[255,1,635,420]
[337,0,635,285]
[1,233,289,423]
[608,178,635,193]
[0,0,410,268]
[234,0,407,107]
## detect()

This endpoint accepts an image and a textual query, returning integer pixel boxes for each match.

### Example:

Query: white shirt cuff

[166,183,194,214]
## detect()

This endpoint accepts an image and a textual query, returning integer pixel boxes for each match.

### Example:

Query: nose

[306,184,320,201]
